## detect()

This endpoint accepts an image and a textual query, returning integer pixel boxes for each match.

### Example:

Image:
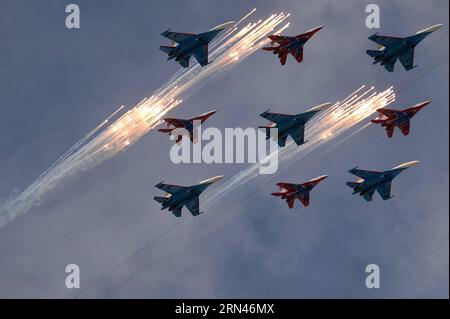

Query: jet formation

[262,26,323,65]
[366,24,443,72]
[371,101,431,138]
[154,21,442,215]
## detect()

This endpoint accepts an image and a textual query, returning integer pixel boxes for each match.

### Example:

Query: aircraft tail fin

[258,126,273,140]
[154,196,169,204]
[366,49,382,58]
[383,61,395,72]
[169,206,182,217]
[177,56,190,68]
[346,181,361,190]
[159,45,175,54]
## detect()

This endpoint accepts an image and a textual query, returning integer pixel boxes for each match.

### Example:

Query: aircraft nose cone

[314,175,328,182]
[404,160,420,167]
[306,26,323,35]
[416,24,443,34]
[394,160,420,170]
[209,21,235,31]
[204,110,217,118]
[314,26,324,32]
[430,24,444,32]
[417,100,432,109]
[200,175,224,184]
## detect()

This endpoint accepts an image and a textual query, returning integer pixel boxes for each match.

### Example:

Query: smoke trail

[205,86,395,205]
[0,11,290,228]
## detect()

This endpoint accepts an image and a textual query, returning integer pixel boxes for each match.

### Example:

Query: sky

[0,0,448,298]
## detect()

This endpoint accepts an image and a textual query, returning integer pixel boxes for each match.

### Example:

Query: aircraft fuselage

[373,32,430,65]
[354,169,404,194]
[169,29,222,60]
[161,184,208,209]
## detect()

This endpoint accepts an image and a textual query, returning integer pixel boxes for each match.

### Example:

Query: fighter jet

[371,100,431,138]
[160,21,234,68]
[346,161,419,201]
[366,24,443,72]
[271,175,328,208]
[262,26,323,65]
[154,175,223,217]
[158,110,217,143]
[259,102,332,147]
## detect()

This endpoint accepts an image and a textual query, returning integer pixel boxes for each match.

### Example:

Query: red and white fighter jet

[158,110,217,143]
[370,100,431,138]
[271,175,328,209]
[262,26,323,65]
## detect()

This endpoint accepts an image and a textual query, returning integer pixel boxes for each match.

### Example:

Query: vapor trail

[0,11,290,228]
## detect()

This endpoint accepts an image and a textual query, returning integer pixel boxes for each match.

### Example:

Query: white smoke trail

[0,11,290,228]
[205,85,396,205]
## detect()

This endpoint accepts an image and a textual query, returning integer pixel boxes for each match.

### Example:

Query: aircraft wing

[278,50,288,65]
[185,197,201,216]
[290,47,304,63]
[362,190,375,202]
[376,182,392,200]
[301,180,320,189]
[277,133,288,147]
[164,118,188,128]
[260,111,293,124]
[178,55,191,68]
[398,48,415,70]
[368,34,402,47]
[287,196,295,209]
[155,182,186,194]
[386,124,395,138]
[383,60,396,72]
[161,30,195,43]
[398,121,410,136]
[289,127,305,146]
[298,193,310,207]
[377,108,399,117]
[268,35,288,44]
[193,44,209,66]
[170,206,182,217]
[348,168,381,180]
[276,182,297,192]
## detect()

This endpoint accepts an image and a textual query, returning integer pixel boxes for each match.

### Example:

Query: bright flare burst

[0,10,290,228]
